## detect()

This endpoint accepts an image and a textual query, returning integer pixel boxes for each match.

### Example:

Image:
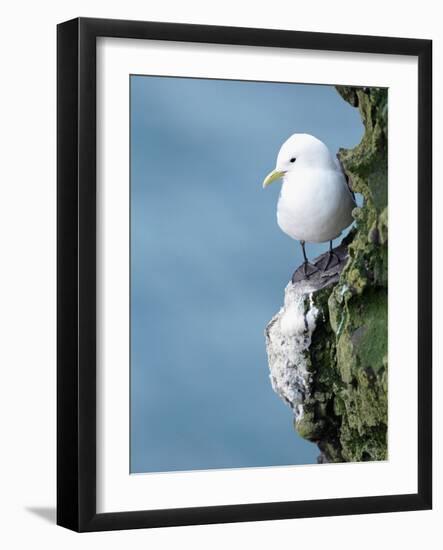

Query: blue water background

[130,76,363,473]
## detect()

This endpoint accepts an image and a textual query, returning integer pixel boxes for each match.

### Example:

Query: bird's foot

[303,260,319,279]
[319,251,341,272]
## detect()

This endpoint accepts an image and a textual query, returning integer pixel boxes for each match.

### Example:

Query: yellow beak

[262,169,286,188]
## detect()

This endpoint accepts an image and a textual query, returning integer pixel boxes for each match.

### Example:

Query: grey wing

[335,154,356,204]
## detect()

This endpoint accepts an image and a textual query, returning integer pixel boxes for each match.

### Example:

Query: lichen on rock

[265,86,388,463]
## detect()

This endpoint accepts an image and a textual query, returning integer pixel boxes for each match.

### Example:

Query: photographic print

[130,76,388,472]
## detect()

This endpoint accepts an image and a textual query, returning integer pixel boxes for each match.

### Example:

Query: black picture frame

[57,17,432,532]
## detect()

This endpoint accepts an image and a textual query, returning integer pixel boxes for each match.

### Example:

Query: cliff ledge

[265,86,388,463]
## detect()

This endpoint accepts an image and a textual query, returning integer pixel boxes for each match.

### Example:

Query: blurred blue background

[130,76,363,473]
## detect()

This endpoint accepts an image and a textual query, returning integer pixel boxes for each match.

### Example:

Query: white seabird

[262,133,355,276]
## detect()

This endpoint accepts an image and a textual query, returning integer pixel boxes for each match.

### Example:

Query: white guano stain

[265,281,319,423]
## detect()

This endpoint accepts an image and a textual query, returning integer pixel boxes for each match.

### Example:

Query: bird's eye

[290,157,296,163]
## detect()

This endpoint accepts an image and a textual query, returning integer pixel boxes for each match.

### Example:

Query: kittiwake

[262,133,355,277]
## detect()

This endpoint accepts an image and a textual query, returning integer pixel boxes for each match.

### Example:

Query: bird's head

[262,133,332,188]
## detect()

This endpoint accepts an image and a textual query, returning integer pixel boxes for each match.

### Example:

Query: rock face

[265,87,388,463]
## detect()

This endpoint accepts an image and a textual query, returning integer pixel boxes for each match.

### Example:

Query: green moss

[292,87,388,462]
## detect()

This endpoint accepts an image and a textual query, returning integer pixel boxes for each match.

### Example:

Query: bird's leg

[323,240,341,272]
[300,241,318,278]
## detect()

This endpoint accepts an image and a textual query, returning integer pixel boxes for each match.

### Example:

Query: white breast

[276,166,355,243]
